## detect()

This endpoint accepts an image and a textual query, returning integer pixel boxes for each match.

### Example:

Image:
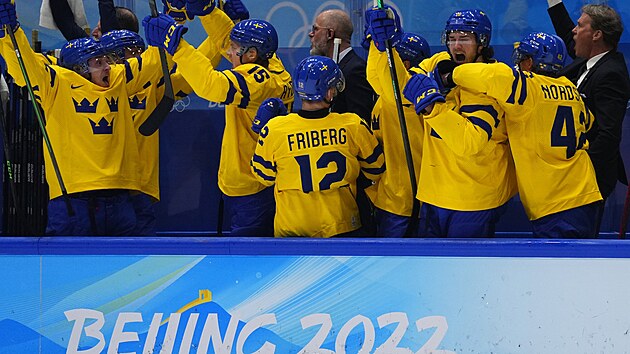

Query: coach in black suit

[548,1,630,202]
[309,9,376,121]
[309,9,377,236]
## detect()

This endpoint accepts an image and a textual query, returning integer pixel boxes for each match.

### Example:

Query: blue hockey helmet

[442,9,492,47]
[59,37,108,74]
[293,56,345,101]
[513,32,567,75]
[99,30,146,62]
[230,19,278,59]
[396,32,431,68]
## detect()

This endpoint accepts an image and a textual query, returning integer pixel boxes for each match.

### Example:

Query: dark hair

[582,4,624,48]
[481,46,494,62]
[254,57,270,68]
[115,6,139,33]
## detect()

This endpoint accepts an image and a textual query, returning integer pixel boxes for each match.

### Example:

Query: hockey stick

[6,25,74,217]
[619,185,630,239]
[0,84,20,227]
[138,0,176,136]
[374,0,419,236]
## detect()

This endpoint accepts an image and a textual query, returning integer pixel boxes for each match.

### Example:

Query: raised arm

[98,0,119,33]
[547,0,577,58]
[49,0,88,40]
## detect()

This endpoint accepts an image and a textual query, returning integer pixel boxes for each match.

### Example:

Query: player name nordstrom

[540,83,582,102]
[288,128,347,151]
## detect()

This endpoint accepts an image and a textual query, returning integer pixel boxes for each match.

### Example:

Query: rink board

[1,237,629,353]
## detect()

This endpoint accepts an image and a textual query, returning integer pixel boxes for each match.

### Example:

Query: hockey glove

[429,60,458,94]
[403,73,445,115]
[0,0,18,38]
[185,0,215,17]
[365,5,402,52]
[252,98,287,134]
[161,0,191,23]
[222,0,249,22]
[143,14,188,56]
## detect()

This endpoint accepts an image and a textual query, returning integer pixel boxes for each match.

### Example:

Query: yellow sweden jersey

[0,28,158,199]
[416,55,517,210]
[453,63,602,219]
[364,42,423,217]
[251,112,385,237]
[128,40,221,201]
[175,8,294,197]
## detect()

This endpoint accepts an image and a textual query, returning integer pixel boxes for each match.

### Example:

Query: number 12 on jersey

[295,151,347,193]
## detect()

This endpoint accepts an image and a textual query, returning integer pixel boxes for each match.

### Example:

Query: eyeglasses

[311,24,333,33]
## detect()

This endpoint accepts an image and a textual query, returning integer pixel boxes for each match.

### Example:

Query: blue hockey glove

[365,5,402,52]
[185,0,215,17]
[222,0,249,22]
[0,0,18,38]
[252,98,287,134]
[161,0,191,23]
[403,74,446,115]
[428,60,458,94]
[143,14,188,55]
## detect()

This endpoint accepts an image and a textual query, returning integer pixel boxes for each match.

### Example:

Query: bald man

[309,9,377,236]
[309,9,376,121]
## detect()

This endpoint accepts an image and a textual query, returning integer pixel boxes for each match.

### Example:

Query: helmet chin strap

[238,46,256,65]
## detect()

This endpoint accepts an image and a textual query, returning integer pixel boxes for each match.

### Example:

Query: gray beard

[310,46,325,56]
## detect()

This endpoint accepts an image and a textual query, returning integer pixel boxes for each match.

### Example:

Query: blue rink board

[1,237,630,353]
[3,236,630,257]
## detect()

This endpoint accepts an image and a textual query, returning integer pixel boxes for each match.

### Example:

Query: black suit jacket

[331,49,376,121]
[549,3,630,198]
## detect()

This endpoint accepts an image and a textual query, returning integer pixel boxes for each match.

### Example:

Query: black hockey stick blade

[139,0,176,136]
[138,94,175,136]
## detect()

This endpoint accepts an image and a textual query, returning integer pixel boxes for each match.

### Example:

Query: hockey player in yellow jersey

[99,26,226,235]
[250,56,385,237]
[365,31,430,237]
[368,7,517,237]
[143,0,293,236]
[0,0,163,235]
[447,32,602,238]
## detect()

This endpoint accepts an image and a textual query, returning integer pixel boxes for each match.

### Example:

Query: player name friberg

[287,127,347,151]
[540,83,582,102]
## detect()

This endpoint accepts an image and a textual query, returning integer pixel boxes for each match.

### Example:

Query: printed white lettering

[236,314,277,354]
[108,312,143,354]
[298,314,334,354]
[65,309,106,354]
[336,315,375,354]
[374,312,412,354]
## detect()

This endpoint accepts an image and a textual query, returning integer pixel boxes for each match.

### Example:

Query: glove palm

[222,0,249,22]
[365,5,402,52]
[186,0,215,17]
[428,60,458,94]
[161,0,191,23]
